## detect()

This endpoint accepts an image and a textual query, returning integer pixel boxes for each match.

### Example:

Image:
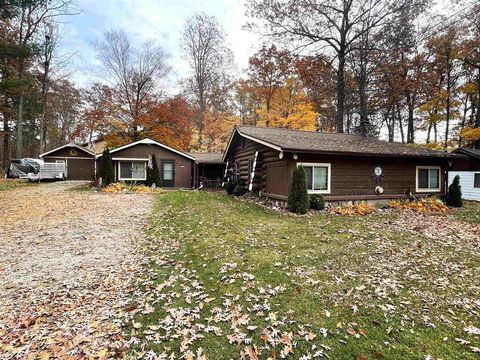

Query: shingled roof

[453,148,480,159]
[227,126,456,159]
[188,152,224,164]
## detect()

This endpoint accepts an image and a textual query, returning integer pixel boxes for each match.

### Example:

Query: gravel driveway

[0,181,153,359]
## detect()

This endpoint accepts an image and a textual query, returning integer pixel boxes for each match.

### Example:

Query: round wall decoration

[372,166,384,182]
[69,148,77,156]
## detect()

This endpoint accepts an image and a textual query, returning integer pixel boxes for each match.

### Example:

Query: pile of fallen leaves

[102,182,164,194]
[389,197,450,213]
[332,202,376,216]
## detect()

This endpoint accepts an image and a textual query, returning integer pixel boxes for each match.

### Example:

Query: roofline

[96,138,196,161]
[280,147,460,158]
[222,127,283,162]
[39,143,95,158]
[453,148,480,159]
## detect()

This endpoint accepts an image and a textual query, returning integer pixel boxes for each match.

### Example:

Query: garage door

[67,158,95,180]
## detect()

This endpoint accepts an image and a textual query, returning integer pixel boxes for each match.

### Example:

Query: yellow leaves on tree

[201,112,240,152]
[256,80,318,131]
[460,127,480,143]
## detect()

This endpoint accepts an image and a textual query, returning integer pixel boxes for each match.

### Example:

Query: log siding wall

[227,135,449,201]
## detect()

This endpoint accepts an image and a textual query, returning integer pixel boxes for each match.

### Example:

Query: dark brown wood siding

[265,161,289,196]
[43,146,94,158]
[111,144,194,188]
[293,153,447,199]
[43,145,96,180]
[229,138,285,194]
[227,134,449,200]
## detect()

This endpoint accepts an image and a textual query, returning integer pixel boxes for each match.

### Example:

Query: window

[474,173,480,188]
[416,166,441,192]
[118,161,146,180]
[163,161,174,180]
[298,162,331,194]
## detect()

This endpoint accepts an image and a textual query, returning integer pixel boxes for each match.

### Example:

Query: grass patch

[67,182,96,192]
[453,201,480,224]
[0,178,36,192]
[129,192,480,359]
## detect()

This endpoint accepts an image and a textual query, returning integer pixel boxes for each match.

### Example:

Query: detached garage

[40,144,96,180]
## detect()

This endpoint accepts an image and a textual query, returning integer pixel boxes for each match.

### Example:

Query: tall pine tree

[287,166,310,214]
[100,148,114,186]
[146,154,161,186]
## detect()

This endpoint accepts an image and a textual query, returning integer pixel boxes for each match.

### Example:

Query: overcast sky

[62,0,258,89]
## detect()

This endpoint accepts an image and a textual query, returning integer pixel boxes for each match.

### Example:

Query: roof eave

[281,148,458,159]
[39,143,95,158]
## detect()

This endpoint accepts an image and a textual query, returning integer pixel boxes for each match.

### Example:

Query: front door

[162,160,175,187]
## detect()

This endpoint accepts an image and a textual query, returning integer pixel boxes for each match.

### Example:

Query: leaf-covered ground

[129,192,480,360]
[0,178,36,192]
[0,181,153,359]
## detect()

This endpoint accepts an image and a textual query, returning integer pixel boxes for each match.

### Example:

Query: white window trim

[416,166,441,192]
[118,160,147,181]
[297,162,331,194]
[474,172,480,189]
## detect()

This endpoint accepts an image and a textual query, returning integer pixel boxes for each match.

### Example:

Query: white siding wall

[448,171,480,201]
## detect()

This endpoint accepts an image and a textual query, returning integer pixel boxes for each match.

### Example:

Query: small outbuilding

[40,144,96,180]
[449,148,480,201]
[223,126,459,202]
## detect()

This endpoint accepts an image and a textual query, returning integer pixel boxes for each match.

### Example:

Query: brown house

[96,138,196,188]
[40,144,96,180]
[222,126,458,202]
[40,138,225,188]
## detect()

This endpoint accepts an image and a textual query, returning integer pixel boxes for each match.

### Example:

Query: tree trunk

[475,69,480,149]
[336,51,346,133]
[426,122,432,144]
[2,110,10,168]
[396,103,405,143]
[444,61,452,150]
[406,98,414,143]
[16,90,24,158]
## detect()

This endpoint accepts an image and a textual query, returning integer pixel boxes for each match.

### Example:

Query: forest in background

[1,0,480,168]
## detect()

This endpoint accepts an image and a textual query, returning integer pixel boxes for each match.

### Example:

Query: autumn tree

[246,0,416,134]
[247,44,292,114]
[7,0,78,157]
[458,3,480,148]
[140,96,193,151]
[95,29,170,142]
[181,13,234,146]
[295,55,336,132]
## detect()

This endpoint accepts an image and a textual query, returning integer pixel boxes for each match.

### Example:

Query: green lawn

[454,202,480,225]
[0,179,35,191]
[129,192,480,359]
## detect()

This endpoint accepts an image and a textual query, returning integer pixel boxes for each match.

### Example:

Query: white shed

[450,148,480,201]
[448,171,480,201]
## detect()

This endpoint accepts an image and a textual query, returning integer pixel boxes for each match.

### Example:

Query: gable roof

[187,152,224,164]
[453,148,480,159]
[96,138,196,160]
[40,143,95,158]
[223,125,457,161]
